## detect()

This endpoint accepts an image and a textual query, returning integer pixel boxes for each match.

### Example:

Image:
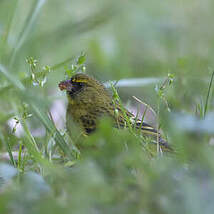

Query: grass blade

[0,63,74,160]
[0,56,74,96]
[204,69,214,118]
[10,0,46,66]
[0,133,16,167]
[0,64,25,90]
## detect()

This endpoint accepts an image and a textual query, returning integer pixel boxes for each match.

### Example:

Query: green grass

[0,1,214,214]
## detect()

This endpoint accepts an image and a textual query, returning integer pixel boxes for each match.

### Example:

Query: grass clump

[1,1,214,214]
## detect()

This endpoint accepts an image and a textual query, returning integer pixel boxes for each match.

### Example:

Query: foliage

[0,0,214,213]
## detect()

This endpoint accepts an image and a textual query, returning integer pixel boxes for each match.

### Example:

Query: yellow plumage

[59,73,171,152]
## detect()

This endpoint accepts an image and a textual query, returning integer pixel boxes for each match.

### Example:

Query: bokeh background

[0,0,214,213]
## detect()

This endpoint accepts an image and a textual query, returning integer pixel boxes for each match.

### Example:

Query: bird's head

[59,73,110,103]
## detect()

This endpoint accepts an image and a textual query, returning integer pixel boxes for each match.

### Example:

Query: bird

[58,73,171,152]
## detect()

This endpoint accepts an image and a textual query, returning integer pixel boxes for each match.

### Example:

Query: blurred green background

[0,0,214,213]
[1,0,214,108]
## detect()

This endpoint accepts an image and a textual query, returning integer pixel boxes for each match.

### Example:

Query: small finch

[59,73,170,152]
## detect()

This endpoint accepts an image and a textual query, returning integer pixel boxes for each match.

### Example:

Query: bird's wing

[111,103,171,151]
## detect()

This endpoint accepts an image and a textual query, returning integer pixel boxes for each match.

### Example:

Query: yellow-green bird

[59,73,170,151]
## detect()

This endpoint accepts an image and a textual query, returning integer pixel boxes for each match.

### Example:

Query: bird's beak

[58,80,73,91]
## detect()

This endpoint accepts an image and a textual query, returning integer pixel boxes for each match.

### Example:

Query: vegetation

[0,0,214,213]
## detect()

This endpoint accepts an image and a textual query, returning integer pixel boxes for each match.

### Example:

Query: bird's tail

[135,121,172,152]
